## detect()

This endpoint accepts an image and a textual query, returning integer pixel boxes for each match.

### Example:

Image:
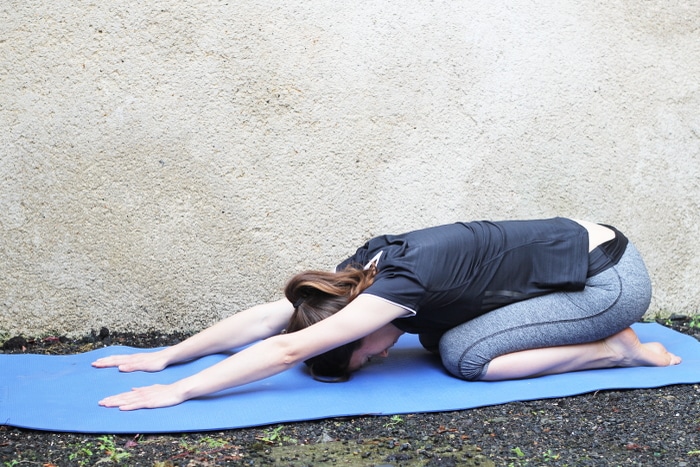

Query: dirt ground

[1,316,699,466]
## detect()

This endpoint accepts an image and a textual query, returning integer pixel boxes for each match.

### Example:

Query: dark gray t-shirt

[336,218,590,333]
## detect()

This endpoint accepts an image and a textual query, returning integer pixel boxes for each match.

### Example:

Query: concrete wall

[1,1,698,337]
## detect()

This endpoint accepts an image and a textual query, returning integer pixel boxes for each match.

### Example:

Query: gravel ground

[1,316,699,467]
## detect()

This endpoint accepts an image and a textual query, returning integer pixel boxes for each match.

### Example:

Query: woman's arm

[92,298,294,372]
[98,294,407,410]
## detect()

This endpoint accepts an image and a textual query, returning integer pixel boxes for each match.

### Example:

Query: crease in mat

[1,323,699,433]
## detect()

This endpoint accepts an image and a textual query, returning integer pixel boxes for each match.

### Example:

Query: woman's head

[284,266,376,381]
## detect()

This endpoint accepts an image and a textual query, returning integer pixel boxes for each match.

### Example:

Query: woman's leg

[481,327,680,380]
[439,242,678,381]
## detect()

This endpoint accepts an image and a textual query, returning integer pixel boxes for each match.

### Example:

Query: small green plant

[688,315,700,328]
[259,425,284,443]
[542,449,560,461]
[178,438,196,452]
[384,414,404,428]
[3,460,20,467]
[201,436,228,449]
[257,425,296,444]
[511,446,525,457]
[68,441,95,466]
[97,435,131,463]
[688,449,700,456]
[178,435,229,454]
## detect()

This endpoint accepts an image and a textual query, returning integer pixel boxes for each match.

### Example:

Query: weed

[384,415,404,428]
[259,425,284,443]
[542,449,560,461]
[649,313,674,326]
[3,461,20,467]
[688,449,700,456]
[97,435,131,463]
[257,425,297,444]
[650,313,700,328]
[68,441,95,467]
[178,438,196,452]
[511,446,525,457]
[689,315,700,329]
[201,436,228,449]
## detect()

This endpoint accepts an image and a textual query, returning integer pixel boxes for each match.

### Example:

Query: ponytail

[284,266,376,307]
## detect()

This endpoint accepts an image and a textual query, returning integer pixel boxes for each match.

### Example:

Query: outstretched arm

[92,298,294,372]
[97,294,407,410]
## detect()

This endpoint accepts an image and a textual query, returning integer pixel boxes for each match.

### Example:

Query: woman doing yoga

[94,217,680,410]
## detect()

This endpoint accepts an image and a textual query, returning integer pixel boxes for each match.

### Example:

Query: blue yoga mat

[1,323,698,434]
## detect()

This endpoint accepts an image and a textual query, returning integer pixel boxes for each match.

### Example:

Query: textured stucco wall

[1,1,698,337]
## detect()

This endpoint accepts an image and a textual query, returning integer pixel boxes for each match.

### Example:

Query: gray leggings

[439,242,652,381]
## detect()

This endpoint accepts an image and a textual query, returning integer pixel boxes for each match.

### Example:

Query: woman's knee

[439,350,487,381]
[438,329,489,381]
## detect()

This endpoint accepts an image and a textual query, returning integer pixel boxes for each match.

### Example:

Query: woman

[94,218,681,410]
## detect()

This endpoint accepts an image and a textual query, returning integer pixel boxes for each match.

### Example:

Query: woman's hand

[92,350,170,373]
[98,384,185,411]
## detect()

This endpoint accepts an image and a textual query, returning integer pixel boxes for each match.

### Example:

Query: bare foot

[604,328,682,367]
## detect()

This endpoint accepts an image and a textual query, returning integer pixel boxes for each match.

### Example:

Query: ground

[1,316,699,467]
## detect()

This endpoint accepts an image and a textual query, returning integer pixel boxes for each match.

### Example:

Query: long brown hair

[284,265,376,380]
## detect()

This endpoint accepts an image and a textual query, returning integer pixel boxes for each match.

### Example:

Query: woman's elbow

[268,334,307,368]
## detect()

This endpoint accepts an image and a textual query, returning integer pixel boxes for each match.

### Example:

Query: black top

[336,218,622,334]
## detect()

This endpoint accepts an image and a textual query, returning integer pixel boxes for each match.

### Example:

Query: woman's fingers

[92,352,167,372]
[92,355,132,369]
[98,385,184,411]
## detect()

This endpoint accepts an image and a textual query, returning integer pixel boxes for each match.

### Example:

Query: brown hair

[284,265,376,381]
